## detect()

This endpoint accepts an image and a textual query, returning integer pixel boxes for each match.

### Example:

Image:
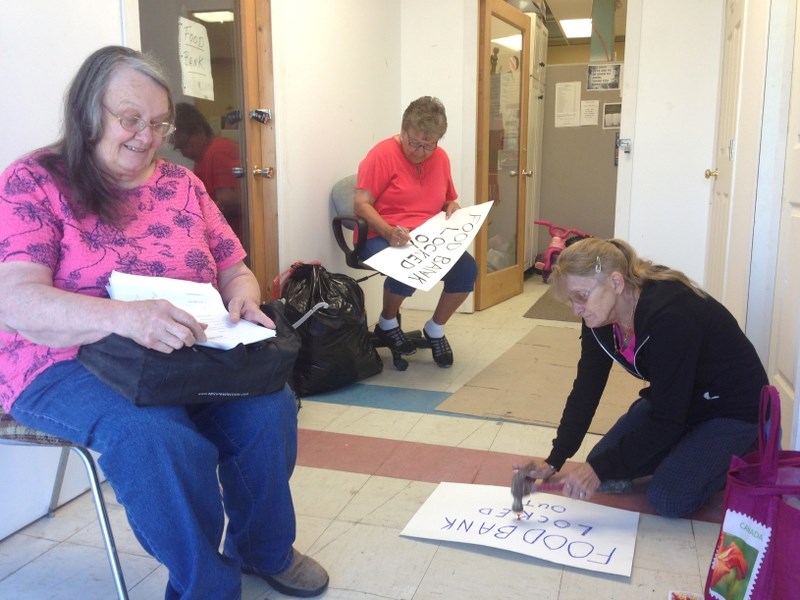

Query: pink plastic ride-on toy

[533,219,590,282]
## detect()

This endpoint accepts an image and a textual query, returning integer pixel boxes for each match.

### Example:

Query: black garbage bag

[279,262,382,396]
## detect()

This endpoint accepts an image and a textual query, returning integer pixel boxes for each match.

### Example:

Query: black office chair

[330,175,428,370]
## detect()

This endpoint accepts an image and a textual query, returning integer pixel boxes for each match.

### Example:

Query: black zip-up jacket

[545,279,768,481]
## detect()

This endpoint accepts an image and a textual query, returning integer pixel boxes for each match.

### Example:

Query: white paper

[178,17,214,100]
[401,482,639,577]
[555,81,581,128]
[580,100,600,126]
[107,271,274,350]
[364,202,493,292]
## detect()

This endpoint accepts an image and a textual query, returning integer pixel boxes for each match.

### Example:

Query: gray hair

[41,46,174,223]
[550,237,707,299]
[401,96,448,139]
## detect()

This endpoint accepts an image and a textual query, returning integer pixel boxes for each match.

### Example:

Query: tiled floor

[0,277,719,599]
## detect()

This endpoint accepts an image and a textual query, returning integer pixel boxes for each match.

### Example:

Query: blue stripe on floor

[300,383,451,414]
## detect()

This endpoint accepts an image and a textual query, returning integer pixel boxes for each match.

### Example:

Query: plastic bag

[278,262,382,395]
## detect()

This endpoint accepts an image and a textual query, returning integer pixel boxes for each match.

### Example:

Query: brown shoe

[244,549,329,597]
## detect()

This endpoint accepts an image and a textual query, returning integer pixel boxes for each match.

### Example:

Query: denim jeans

[11,360,299,600]
[588,397,758,518]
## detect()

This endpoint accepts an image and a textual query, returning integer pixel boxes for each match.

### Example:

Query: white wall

[0,1,133,168]
[270,0,401,321]
[0,0,132,541]
[270,0,478,320]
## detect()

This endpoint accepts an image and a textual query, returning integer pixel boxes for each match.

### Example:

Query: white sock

[379,316,399,331]
[424,319,445,338]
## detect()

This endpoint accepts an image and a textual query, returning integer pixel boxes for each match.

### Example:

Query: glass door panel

[475,0,530,309]
[488,15,523,274]
[138,0,251,255]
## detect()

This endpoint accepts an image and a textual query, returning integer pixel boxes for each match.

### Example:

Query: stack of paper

[107,271,275,350]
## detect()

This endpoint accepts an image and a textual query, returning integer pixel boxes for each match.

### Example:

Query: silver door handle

[249,109,272,123]
[522,170,532,177]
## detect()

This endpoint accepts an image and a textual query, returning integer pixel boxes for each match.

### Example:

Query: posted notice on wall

[554,81,581,128]
[178,17,214,100]
[364,201,493,292]
[401,482,639,577]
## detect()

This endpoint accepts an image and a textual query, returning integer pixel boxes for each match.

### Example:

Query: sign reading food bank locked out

[364,201,493,292]
[401,482,639,577]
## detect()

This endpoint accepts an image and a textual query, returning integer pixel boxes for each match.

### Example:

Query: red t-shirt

[194,136,239,197]
[356,137,457,239]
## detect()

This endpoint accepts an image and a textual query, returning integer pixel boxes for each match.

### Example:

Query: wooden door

[138,0,278,298]
[475,0,531,310]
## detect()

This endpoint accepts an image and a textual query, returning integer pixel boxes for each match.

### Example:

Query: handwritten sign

[178,17,214,100]
[364,202,493,292]
[401,482,639,577]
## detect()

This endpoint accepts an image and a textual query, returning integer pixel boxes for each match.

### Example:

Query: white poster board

[401,482,639,577]
[364,202,493,292]
[178,17,214,100]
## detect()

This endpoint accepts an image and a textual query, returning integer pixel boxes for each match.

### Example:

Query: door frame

[474,0,531,310]
[768,0,800,448]
[240,0,278,298]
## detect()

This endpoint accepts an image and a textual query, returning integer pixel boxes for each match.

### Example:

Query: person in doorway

[354,96,477,368]
[519,237,768,518]
[0,46,327,598]
[172,102,243,238]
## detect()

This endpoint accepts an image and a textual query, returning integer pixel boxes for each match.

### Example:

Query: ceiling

[509,0,627,47]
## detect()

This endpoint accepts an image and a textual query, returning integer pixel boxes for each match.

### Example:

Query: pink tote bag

[704,385,800,599]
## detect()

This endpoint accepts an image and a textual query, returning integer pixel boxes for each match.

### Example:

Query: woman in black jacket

[523,238,768,517]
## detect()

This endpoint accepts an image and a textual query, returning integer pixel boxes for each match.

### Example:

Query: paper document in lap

[401,482,639,577]
[364,201,493,292]
[107,271,275,350]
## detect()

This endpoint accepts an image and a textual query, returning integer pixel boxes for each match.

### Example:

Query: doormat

[436,325,645,435]
[523,287,581,322]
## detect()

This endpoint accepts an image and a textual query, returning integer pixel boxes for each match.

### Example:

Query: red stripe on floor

[296,428,723,523]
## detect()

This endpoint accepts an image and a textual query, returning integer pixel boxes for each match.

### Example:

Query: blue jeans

[361,236,477,297]
[11,360,299,600]
[588,398,758,518]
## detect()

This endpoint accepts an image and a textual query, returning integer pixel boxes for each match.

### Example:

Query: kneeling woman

[520,237,767,518]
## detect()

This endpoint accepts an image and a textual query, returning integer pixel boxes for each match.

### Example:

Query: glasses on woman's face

[402,133,438,152]
[104,106,175,137]
[565,281,604,307]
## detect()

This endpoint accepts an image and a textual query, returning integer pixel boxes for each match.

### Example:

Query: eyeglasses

[104,106,175,137]
[402,134,438,152]
[566,282,604,307]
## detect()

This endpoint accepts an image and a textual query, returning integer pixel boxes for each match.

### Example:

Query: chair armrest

[332,215,371,270]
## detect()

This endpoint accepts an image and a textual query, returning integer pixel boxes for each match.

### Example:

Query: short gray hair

[401,96,448,139]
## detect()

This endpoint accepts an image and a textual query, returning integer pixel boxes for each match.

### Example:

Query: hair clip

[595,256,602,273]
